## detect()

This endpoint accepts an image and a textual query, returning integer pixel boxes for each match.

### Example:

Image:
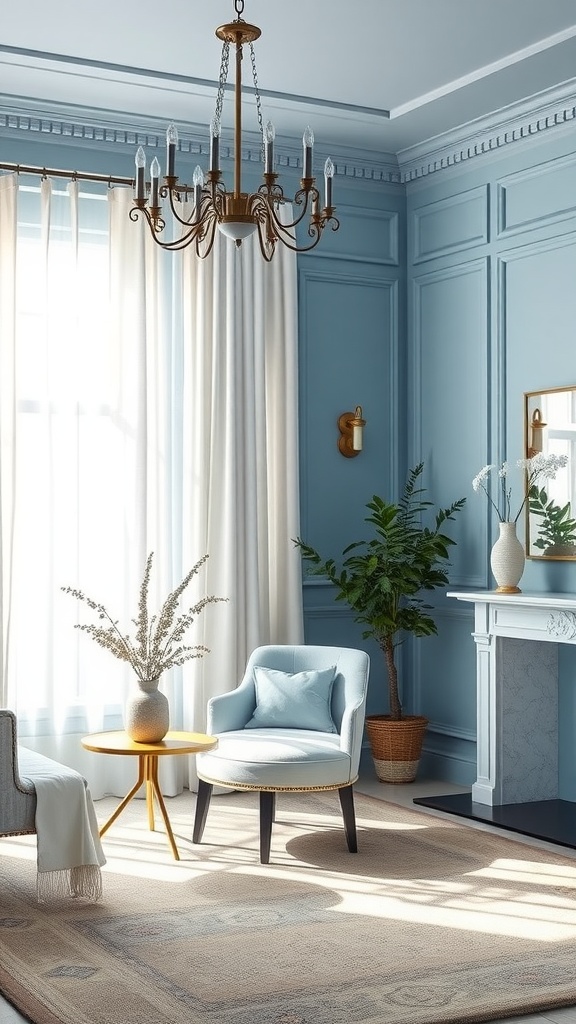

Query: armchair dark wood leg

[259,790,275,864]
[338,784,358,853]
[192,779,213,844]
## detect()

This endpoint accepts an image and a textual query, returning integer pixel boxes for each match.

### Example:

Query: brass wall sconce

[338,406,366,458]
[529,407,547,456]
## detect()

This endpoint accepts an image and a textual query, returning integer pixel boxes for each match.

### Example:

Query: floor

[2,775,576,1024]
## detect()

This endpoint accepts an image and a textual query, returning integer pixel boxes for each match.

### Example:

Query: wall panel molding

[299,205,400,266]
[412,185,488,264]
[302,607,352,619]
[297,268,397,561]
[411,257,489,592]
[497,151,576,239]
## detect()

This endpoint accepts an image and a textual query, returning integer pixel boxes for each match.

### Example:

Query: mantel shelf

[448,589,576,610]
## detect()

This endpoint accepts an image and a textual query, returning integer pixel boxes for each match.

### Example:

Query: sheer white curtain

[107,189,304,789]
[0,176,303,796]
[0,174,17,709]
[179,206,304,745]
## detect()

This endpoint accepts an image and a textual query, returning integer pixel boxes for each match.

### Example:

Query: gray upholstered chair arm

[0,710,34,794]
[0,710,37,836]
[207,683,256,734]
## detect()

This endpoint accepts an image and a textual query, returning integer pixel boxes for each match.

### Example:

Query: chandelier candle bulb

[324,157,334,208]
[149,158,160,208]
[135,146,146,202]
[193,165,204,222]
[264,120,275,174]
[210,117,221,173]
[303,126,314,178]
[166,122,178,177]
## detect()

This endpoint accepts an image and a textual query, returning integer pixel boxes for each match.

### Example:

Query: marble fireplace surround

[414,591,576,848]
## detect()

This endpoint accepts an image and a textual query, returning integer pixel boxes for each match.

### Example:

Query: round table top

[81,730,218,756]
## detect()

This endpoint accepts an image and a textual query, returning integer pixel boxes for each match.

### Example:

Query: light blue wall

[406,127,576,788]
[4,111,576,789]
[297,174,406,731]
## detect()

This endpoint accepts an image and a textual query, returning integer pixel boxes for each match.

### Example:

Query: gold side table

[81,730,218,860]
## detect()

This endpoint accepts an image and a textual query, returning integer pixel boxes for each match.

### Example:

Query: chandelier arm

[196,213,218,259]
[267,203,311,233]
[255,219,276,262]
[268,216,340,254]
[247,190,340,253]
[151,228,201,252]
[256,185,321,232]
[130,205,209,252]
[130,205,166,237]
[163,187,205,229]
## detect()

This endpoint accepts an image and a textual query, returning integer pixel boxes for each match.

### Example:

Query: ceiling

[3,0,576,158]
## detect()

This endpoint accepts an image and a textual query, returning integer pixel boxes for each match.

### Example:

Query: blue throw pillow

[245,665,337,732]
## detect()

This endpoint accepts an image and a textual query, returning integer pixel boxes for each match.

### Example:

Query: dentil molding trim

[398,79,576,182]
[0,99,402,186]
[2,78,576,184]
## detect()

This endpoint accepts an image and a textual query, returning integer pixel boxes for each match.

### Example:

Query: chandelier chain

[215,41,231,128]
[249,42,265,158]
[234,0,244,14]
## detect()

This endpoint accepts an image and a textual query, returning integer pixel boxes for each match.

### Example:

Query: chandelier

[131,0,339,262]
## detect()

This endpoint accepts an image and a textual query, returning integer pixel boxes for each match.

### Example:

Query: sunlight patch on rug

[3,789,576,1024]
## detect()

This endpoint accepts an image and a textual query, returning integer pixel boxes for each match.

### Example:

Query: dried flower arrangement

[62,552,227,682]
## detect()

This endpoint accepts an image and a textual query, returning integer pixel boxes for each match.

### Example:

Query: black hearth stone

[413,792,576,849]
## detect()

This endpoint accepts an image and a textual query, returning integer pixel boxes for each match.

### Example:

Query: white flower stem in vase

[472,453,570,594]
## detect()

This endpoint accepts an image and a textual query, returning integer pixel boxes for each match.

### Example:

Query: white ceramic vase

[124,677,169,742]
[490,520,525,594]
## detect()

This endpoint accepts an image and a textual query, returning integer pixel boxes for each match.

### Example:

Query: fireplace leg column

[472,608,558,806]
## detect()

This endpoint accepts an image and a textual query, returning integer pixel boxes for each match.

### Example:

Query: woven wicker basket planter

[365,714,428,783]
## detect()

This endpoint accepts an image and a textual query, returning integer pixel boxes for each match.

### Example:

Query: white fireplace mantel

[448,590,576,807]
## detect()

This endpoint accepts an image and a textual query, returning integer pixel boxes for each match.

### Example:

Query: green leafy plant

[295,464,466,720]
[528,485,576,552]
[62,552,227,681]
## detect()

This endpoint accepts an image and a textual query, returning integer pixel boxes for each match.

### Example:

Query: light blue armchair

[193,644,370,863]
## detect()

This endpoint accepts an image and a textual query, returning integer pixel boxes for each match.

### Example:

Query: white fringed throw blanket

[18,748,106,902]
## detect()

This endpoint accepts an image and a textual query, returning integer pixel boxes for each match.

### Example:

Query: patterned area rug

[2,788,576,1024]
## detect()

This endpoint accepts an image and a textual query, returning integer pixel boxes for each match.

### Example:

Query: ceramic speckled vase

[490,521,525,594]
[124,678,169,742]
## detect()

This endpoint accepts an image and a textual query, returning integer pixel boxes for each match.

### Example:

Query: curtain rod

[0,161,134,187]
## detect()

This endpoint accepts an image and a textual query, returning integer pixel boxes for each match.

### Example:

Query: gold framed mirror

[524,386,576,559]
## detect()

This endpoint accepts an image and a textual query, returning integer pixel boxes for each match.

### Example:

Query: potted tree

[295,463,466,783]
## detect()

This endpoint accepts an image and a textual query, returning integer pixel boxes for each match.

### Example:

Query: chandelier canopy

[131,0,339,262]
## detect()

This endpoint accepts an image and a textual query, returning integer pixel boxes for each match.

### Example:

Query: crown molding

[398,78,576,183]
[0,96,402,186]
[4,78,576,189]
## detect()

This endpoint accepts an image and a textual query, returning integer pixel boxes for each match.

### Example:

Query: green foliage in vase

[528,485,576,552]
[62,552,227,681]
[295,463,466,721]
